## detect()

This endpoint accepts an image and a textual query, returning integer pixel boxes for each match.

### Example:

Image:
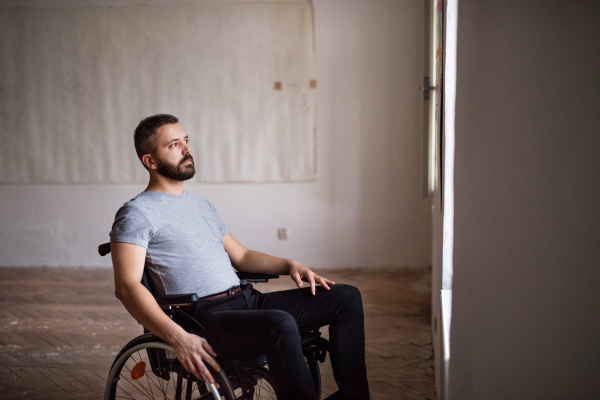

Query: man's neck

[145,173,185,195]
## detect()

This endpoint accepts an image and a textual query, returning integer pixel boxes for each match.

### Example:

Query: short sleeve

[207,201,228,237]
[109,204,153,248]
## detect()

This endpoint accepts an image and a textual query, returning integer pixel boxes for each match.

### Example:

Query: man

[110,114,369,399]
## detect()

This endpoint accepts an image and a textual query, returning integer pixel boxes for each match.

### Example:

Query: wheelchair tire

[105,334,235,400]
[233,366,278,400]
[307,358,321,400]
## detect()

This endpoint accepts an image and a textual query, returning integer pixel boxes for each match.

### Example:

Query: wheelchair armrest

[154,293,198,306]
[236,271,280,284]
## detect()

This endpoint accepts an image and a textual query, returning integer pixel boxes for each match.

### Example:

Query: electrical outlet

[277,228,288,240]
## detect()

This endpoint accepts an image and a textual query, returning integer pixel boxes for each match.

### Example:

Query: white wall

[0,0,431,269]
[449,1,600,398]
[431,188,444,399]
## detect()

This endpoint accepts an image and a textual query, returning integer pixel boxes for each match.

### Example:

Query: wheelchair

[99,242,330,400]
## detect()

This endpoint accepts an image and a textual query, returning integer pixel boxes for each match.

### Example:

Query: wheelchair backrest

[140,268,157,296]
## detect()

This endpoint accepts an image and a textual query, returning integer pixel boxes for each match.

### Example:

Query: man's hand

[290,262,335,295]
[170,331,220,383]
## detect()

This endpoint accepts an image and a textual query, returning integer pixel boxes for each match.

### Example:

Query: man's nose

[182,142,191,154]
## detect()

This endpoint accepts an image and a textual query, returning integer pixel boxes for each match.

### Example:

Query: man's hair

[134,114,179,166]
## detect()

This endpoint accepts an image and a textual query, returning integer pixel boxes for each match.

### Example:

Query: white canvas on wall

[0,1,316,183]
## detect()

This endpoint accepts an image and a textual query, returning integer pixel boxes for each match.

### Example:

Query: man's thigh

[256,283,361,333]
[196,309,298,360]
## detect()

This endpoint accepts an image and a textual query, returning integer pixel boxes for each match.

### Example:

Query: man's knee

[265,310,300,346]
[333,283,363,305]
[329,284,364,322]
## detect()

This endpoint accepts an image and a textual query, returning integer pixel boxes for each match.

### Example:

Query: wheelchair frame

[99,242,329,400]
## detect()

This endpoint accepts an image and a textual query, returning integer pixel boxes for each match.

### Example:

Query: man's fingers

[198,364,215,384]
[317,276,331,290]
[292,272,304,288]
[200,351,221,372]
[202,340,217,357]
[183,360,203,381]
[318,276,336,289]
[308,274,316,295]
[192,355,215,383]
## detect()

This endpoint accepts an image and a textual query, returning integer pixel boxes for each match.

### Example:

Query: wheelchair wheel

[233,367,277,400]
[106,335,235,400]
[307,358,321,400]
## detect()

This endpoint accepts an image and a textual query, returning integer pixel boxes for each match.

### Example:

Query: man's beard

[156,153,196,181]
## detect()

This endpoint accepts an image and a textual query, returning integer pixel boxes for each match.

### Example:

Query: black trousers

[192,283,370,400]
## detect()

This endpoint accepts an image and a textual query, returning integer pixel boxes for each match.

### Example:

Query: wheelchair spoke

[119,350,173,399]
[255,383,276,399]
[233,368,277,400]
[115,394,136,400]
[145,370,167,397]
[116,388,142,400]
[120,362,155,400]
[114,385,137,400]
[163,350,176,396]
[116,382,151,400]
[139,353,169,398]
[142,359,156,399]
[253,379,276,400]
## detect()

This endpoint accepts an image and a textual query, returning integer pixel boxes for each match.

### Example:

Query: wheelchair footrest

[302,334,330,364]
[300,330,322,345]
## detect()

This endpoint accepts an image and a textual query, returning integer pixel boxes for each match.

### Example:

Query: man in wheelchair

[109,114,370,399]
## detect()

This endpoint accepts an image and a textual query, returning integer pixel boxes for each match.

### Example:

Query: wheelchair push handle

[98,242,111,256]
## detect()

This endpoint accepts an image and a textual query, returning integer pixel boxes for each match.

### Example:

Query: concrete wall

[0,0,431,269]
[449,1,600,398]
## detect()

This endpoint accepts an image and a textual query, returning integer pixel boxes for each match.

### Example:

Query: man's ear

[142,154,157,170]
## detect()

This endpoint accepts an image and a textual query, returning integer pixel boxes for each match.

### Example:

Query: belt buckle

[227,286,238,296]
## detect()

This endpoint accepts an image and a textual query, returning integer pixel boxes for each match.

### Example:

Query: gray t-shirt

[110,191,240,297]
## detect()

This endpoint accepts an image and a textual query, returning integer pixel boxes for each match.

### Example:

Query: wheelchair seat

[99,242,329,400]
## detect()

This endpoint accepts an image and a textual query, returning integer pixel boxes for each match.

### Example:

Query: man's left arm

[222,233,334,295]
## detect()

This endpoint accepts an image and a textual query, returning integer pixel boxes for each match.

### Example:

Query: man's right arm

[111,242,220,383]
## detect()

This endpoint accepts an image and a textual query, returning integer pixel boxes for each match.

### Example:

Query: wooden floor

[0,267,435,400]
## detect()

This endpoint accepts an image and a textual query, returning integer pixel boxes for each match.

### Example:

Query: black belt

[198,285,241,302]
